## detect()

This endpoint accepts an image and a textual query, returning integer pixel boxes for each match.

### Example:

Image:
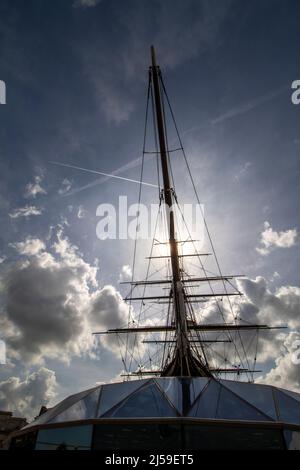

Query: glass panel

[188,379,220,418]
[216,385,272,421]
[185,424,284,450]
[220,380,277,420]
[104,383,178,418]
[155,378,182,414]
[284,430,300,450]
[24,387,99,428]
[279,388,300,404]
[190,378,209,403]
[275,389,300,424]
[35,425,93,450]
[49,387,100,423]
[155,378,208,415]
[93,423,181,450]
[97,380,146,417]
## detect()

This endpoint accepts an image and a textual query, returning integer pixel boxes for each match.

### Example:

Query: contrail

[49,161,158,190]
[60,154,154,197]
[176,85,288,138]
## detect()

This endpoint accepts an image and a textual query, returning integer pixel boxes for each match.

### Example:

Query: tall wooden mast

[93,47,282,380]
[150,46,210,376]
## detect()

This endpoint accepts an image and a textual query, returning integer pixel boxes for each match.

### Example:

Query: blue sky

[0,0,300,418]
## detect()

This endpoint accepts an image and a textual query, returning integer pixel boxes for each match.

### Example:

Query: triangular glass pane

[216,384,272,421]
[97,380,147,417]
[188,379,220,418]
[190,378,209,403]
[155,378,182,414]
[50,387,101,423]
[279,387,300,404]
[104,383,178,418]
[24,386,100,428]
[274,389,300,424]
[221,380,277,420]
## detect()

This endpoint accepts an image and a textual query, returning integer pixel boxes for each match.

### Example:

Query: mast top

[150,45,157,68]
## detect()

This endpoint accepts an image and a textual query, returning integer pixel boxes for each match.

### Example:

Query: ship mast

[93,47,285,380]
[150,46,210,376]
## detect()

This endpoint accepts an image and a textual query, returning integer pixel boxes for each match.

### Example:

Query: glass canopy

[24,377,300,428]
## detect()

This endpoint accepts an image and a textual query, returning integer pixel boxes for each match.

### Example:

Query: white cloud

[256,221,298,255]
[234,161,251,181]
[77,204,87,219]
[258,331,300,392]
[24,175,46,199]
[238,276,300,329]
[119,264,132,282]
[58,178,72,195]
[11,238,46,256]
[0,367,57,419]
[1,229,130,365]
[9,205,43,219]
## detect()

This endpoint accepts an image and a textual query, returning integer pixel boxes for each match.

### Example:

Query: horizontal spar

[120,275,244,286]
[154,239,199,245]
[142,339,232,344]
[121,368,262,377]
[125,292,242,301]
[146,253,212,259]
[93,323,285,335]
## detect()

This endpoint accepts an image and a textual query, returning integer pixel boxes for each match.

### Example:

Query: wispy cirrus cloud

[78,0,233,124]
[212,85,287,125]
[73,0,102,8]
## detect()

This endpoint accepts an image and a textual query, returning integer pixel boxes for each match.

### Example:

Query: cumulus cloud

[0,367,57,419]
[238,276,300,330]
[256,221,298,255]
[9,205,43,219]
[24,175,46,199]
[79,0,233,124]
[195,276,300,377]
[90,285,132,355]
[1,229,131,365]
[258,331,300,392]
